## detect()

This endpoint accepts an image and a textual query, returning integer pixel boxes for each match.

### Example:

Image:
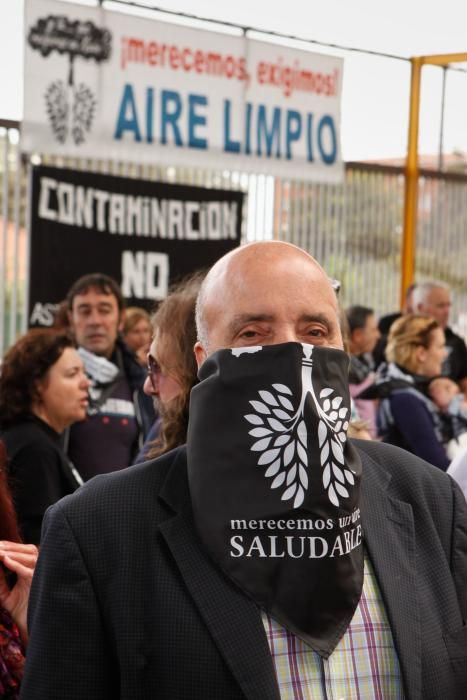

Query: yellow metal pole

[401,57,422,309]
[423,52,467,66]
[400,52,467,309]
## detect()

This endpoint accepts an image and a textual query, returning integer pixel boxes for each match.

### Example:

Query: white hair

[412,280,450,310]
[195,281,209,349]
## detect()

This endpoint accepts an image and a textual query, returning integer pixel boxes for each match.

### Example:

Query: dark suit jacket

[20,440,467,699]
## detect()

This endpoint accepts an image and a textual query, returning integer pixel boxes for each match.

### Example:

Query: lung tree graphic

[28,15,112,145]
[244,345,355,508]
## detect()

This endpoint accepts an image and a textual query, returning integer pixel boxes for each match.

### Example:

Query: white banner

[22,0,344,182]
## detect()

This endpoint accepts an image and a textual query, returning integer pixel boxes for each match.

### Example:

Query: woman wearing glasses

[135,273,203,462]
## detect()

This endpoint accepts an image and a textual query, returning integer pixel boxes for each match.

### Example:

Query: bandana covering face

[187,342,364,658]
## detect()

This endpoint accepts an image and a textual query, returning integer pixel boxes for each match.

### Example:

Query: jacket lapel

[361,450,421,700]
[157,447,422,700]
[157,451,280,700]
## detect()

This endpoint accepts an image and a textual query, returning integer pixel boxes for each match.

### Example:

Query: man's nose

[87,309,104,324]
[274,328,301,344]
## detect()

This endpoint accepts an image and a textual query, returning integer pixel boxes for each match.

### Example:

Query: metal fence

[1,119,467,354]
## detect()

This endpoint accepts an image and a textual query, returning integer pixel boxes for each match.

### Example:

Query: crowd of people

[345,280,467,476]
[0,248,466,697]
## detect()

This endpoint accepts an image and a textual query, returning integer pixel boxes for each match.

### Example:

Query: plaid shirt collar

[262,553,405,700]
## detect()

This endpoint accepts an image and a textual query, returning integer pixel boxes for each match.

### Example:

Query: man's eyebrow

[227,314,274,335]
[299,313,333,328]
[226,312,334,336]
[76,302,113,311]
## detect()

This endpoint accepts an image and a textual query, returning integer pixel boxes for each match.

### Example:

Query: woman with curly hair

[0,329,91,543]
[136,273,203,462]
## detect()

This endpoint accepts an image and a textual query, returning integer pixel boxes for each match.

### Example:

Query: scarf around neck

[187,342,364,657]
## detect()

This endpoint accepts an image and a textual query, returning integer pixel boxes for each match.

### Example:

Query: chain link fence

[1,120,467,354]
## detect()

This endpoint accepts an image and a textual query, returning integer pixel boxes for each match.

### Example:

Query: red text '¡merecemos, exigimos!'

[121,36,339,99]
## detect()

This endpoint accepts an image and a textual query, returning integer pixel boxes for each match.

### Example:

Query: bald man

[22,243,467,699]
[413,281,467,394]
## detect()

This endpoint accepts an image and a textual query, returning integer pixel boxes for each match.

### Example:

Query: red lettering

[257,61,267,84]
[159,43,168,67]
[147,41,158,66]
[271,63,282,87]
[169,45,181,69]
[119,35,251,84]
[182,47,192,71]
[194,50,205,72]
[224,55,235,78]
[237,58,248,81]
[315,73,323,94]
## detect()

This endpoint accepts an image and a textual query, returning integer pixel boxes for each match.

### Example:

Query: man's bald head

[196,242,326,345]
[194,241,342,367]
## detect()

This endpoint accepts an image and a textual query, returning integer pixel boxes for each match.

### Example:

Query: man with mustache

[21,242,467,699]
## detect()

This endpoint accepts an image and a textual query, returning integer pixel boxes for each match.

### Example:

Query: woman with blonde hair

[370,314,450,469]
[122,307,152,365]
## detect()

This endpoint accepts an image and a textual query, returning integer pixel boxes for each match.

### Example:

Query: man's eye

[308,328,326,337]
[240,330,258,338]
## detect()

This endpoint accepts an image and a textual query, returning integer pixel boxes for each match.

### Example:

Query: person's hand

[136,344,150,367]
[0,541,38,645]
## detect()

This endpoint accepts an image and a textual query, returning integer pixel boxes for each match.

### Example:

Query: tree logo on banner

[28,15,112,145]
[244,344,355,509]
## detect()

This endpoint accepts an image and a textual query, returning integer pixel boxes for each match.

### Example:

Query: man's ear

[194,341,207,369]
[349,328,361,351]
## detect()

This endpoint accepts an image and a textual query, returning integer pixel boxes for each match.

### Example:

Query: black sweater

[2,416,80,544]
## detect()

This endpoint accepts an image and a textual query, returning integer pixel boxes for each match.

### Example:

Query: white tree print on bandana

[243,344,355,508]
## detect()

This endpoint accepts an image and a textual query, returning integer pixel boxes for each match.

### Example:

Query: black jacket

[21,440,467,699]
[2,416,80,544]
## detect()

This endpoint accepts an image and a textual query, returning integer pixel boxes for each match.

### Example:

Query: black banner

[28,165,243,326]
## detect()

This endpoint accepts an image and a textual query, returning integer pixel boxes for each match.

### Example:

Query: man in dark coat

[21,243,467,699]
[413,280,467,394]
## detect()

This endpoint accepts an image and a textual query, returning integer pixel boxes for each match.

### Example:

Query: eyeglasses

[329,278,341,295]
[147,354,162,390]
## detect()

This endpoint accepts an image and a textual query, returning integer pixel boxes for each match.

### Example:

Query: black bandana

[187,342,364,657]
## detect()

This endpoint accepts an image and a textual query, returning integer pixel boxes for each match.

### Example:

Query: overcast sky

[2,0,467,160]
